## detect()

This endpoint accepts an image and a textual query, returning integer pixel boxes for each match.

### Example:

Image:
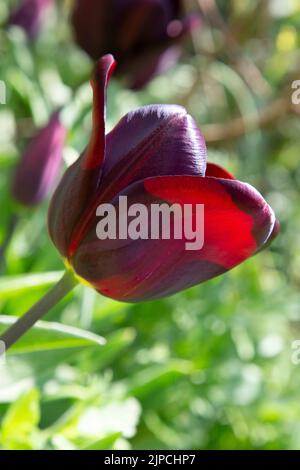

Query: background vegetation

[0,0,300,450]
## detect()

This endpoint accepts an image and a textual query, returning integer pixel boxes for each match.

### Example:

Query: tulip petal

[118,0,176,51]
[12,111,66,207]
[48,55,116,256]
[123,11,201,89]
[103,104,207,196]
[71,0,200,88]
[48,154,94,256]
[71,175,275,302]
[8,0,53,40]
[65,105,207,257]
[256,218,280,252]
[72,0,178,61]
[205,162,235,180]
[83,54,116,170]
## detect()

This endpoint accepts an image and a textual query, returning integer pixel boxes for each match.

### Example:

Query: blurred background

[0,0,300,450]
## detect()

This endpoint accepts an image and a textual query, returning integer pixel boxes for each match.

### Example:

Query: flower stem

[0,270,78,351]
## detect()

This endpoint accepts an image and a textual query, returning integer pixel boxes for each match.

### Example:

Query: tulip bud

[48,55,278,303]
[8,0,54,40]
[12,111,66,207]
[71,0,201,89]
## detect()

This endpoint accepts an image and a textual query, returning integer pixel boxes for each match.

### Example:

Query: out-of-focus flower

[12,111,66,207]
[71,0,200,89]
[8,0,54,40]
[48,55,278,303]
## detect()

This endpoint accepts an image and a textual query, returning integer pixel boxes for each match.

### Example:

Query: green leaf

[0,271,64,299]
[127,360,194,400]
[0,388,40,450]
[0,315,106,354]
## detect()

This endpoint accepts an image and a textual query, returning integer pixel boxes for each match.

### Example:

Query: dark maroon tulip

[48,55,279,302]
[8,0,54,40]
[71,0,200,89]
[12,112,66,207]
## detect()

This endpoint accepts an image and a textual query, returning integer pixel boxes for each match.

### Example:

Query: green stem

[0,270,78,351]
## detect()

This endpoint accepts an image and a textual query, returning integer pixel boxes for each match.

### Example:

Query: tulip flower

[0,54,279,350]
[12,111,66,207]
[8,0,54,40]
[48,54,278,303]
[71,0,200,89]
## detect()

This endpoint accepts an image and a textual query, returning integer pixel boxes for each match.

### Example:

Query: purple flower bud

[12,112,66,207]
[8,0,54,40]
[71,0,201,89]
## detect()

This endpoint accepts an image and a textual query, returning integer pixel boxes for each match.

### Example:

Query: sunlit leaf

[0,315,106,354]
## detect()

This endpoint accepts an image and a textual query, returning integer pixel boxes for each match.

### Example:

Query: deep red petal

[83,54,116,170]
[71,175,275,302]
[205,162,235,180]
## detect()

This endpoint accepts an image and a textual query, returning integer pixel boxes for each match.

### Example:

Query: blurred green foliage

[0,0,300,450]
